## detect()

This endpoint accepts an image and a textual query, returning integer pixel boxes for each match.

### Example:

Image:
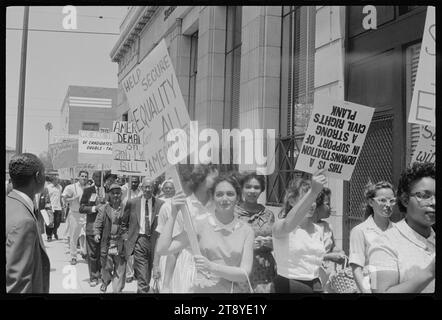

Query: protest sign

[78,130,113,165]
[408,6,435,126]
[121,39,191,179]
[111,120,147,175]
[49,140,79,169]
[295,98,374,181]
[410,125,435,164]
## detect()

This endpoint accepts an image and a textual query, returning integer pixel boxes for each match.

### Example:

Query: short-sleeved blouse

[190,213,254,293]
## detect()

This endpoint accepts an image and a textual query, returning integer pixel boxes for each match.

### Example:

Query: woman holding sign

[349,181,395,293]
[157,174,254,293]
[272,170,345,293]
[369,162,435,293]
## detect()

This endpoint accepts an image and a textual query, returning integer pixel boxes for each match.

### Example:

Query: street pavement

[45,221,138,294]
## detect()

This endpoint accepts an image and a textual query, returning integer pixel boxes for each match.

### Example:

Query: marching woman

[157,174,254,293]
[272,170,345,293]
[349,181,395,293]
[235,172,276,293]
[369,162,435,293]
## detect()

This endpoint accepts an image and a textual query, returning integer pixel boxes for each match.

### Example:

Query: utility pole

[15,6,30,154]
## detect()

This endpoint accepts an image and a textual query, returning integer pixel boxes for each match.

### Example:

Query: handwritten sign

[78,130,113,165]
[49,140,79,169]
[295,98,374,181]
[111,121,147,175]
[411,125,435,164]
[408,6,435,126]
[122,39,191,179]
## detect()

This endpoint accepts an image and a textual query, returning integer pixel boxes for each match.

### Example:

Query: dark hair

[240,172,265,192]
[104,171,117,182]
[316,187,331,207]
[363,181,395,218]
[278,175,312,219]
[397,162,435,213]
[78,170,88,177]
[9,153,44,188]
[189,164,218,192]
[45,175,52,182]
[209,173,242,200]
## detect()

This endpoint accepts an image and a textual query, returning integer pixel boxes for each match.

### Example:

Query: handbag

[328,256,358,293]
[230,269,254,293]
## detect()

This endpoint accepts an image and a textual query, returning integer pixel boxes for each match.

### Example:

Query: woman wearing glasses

[349,181,396,293]
[369,162,435,293]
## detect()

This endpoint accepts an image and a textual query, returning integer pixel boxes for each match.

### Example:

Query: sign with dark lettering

[78,130,113,165]
[295,97,374,181]
[411,125,435,165]
[111,121,147,175]
[408,6,435,126]
[121,39,191,179]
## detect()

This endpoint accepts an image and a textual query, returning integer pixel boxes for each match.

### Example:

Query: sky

[6,6,129,155]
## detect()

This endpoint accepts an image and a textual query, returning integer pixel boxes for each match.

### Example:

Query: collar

[365,215,393,233]
[395,219,435,250]
[207,212,242,233]
[12,189,35,212]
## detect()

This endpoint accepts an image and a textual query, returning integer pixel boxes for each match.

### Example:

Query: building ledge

[110,6,159,63]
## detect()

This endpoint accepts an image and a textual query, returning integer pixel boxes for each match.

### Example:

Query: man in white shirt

[46,175,63,241]
[62,170,89,265]
[121,178,165,293]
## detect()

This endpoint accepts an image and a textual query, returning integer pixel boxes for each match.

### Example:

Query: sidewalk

[45,222,137,293]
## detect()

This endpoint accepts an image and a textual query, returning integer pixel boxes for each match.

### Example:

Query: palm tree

[45,122,53,148]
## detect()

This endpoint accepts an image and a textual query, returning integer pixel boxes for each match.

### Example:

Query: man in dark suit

[122,177,165,293]
[6,153,50,293]
[79,170,106,287]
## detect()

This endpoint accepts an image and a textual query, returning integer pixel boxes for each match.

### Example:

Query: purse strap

[230,269,254,293]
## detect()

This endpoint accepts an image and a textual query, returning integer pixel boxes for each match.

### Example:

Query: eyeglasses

[409,192,435,205]
[373,197,397,206]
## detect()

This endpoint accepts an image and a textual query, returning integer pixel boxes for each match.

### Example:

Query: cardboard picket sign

[78,130,113,165]
[408,6,435,127]
[295,97,374,181]
[410,125,435,164]
[111,120,147,175]
[121,39,201,262]
[121,39,192,180]
[49,140,79,169]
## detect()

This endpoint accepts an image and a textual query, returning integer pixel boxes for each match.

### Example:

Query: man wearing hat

[93,183,128,293]
[80,170,106,287]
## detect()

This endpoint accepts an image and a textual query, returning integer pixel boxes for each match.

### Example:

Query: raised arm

[156,192,189,255]
[273,170,327,238]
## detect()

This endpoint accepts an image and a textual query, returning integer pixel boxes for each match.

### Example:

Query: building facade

[110,6,428,252]
[59,85,118,135]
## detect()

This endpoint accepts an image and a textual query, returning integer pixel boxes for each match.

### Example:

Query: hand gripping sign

[295,97,374,181]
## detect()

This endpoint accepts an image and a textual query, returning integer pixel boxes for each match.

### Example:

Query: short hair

[397,162,435,213]
[92,171,102,179]
[209,173,241,199]
[316,187,331,207]
[363,181,395,218]
[9,153,44,188]
[104,171,117,182]
[78,170,88,177]
[240,172,265,192]
[189,164,218,192]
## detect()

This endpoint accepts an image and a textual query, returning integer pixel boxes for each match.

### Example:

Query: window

[188,31,198,120]
[122,112,128,121]
[223,6,242,130]
[267,6,316,205]
[405,42,422,164]
[82,122,99,131]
